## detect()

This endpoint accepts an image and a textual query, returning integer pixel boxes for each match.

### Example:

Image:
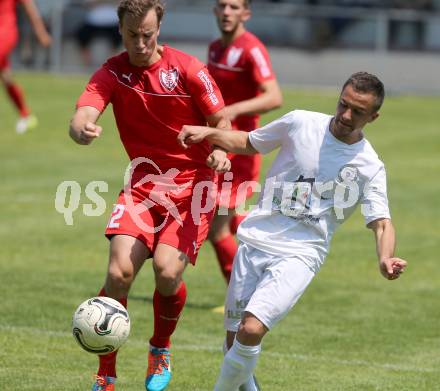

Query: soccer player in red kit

[69,1,231,390]
[0,0,51,133]
[207,0,282,283]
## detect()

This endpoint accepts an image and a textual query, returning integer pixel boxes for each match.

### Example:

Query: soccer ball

[72,296,130,355]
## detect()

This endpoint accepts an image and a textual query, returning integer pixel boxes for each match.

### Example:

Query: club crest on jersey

[159,68,179,92]
[226,47,243,67]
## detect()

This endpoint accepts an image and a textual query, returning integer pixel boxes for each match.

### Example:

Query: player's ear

[213,4,220,17]
[369,112,379,123]
[242,8,251,22]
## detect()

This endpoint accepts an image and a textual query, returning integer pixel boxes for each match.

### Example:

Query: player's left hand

[206,149,231,173]
[379,257,407,280]
[38,32,52,48]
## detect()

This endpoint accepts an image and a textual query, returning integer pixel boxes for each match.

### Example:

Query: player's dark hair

[118,0,165,26]
[342,72,385,111]
[216,0,251,7]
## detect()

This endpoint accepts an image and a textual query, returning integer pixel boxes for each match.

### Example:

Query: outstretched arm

[368,218,407,280]
[178,125,258,155]
[69,106,102,145]
[21,0,52,47]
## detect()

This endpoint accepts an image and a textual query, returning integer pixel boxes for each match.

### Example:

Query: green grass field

[0,73,439,390]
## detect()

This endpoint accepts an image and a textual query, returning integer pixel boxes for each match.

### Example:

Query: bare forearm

[69,106,102,145]
[205,128,256,155]
[213,116,232,131]
[374,221,396,261]
[228,92,281,118]
[69,115,85,144]
[369,218,407,280]
[22,1,51,46]
[227,80,282,118]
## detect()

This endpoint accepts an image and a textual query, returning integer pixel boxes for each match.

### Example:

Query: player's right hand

[78,122,102,145]
[178,125,210,149]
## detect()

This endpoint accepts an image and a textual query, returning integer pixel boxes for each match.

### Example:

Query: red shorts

[105,181,217,264]
[217,153,262,209]
[0,31,17,70]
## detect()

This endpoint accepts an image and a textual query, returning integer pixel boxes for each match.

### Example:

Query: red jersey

[0,0,21,44]
[77,46,224,183]
[208,31,275,131]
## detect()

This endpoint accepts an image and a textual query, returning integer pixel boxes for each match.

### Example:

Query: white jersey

[238,110,390,271]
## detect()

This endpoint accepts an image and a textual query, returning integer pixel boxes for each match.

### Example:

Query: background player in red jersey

[69,1,231,390]
[0,0,51,133]
[207,0,282,283]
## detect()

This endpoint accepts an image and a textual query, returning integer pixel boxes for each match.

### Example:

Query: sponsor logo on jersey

[250,47,271,78]
[197,70,219,106]
[226,46,243,67]
[337,165,359,184]
[121,72,132,83]
[159,68,179,92]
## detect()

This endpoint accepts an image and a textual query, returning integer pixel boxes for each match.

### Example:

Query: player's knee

[208,224,231,243]
[237,317,266,345]
[154,267,181,294]
[155,267,178,283]
[0,73,9,84]
[107,268,133,291]
[106,258,135,292]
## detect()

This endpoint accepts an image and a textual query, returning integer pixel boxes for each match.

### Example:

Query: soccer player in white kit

[178,72,408,390]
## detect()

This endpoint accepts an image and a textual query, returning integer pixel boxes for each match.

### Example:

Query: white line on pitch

[0,324,435,373]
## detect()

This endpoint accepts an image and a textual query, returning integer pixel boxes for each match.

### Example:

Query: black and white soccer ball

[72,297,130,355]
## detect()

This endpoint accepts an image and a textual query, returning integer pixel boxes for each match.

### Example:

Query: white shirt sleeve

[360,166,391,225]
[248,111,295,154]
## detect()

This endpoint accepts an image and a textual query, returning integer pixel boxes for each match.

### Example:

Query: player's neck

[329,117,364,145]
[128,45,164,68]
[145,45,163,67]
[221,26,246,46]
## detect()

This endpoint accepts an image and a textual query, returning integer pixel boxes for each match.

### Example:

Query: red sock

[97,288,127,378]
[6,82,29,117]
[149,282,187,349]
[213,235,237,283]
[229,214,247,235]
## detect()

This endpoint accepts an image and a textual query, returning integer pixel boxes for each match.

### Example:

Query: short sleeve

[247,43,275,84]
[186,59,225,117]
[76,66,116,113]
[248,111,295,154]
[360,166,391,225]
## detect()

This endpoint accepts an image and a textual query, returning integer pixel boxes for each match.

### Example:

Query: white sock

[222,338,259,391]
[214,339,261,391]
[239,374,260,391]
[222,338,229,355]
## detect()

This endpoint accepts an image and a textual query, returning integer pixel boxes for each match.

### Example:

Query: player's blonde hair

[118,0,165,26]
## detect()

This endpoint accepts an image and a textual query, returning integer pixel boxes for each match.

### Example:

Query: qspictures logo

[55,159,368,228]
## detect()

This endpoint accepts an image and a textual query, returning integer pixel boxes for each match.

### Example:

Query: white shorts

[224,243,316,331]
